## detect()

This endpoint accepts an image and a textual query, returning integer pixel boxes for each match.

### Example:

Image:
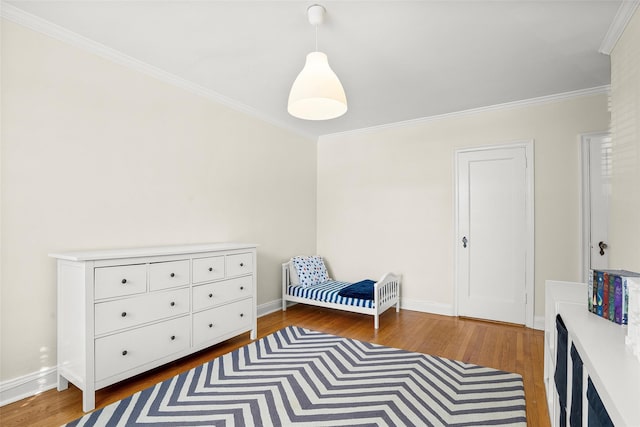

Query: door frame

[454,140,535,328]
[579,131,610,282]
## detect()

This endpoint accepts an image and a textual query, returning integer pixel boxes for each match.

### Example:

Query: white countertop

[558,303,640,426]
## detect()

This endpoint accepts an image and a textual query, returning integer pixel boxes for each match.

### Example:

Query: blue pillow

[338,280,375,300]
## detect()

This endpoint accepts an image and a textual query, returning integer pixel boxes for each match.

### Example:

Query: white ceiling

[4,1,621,139]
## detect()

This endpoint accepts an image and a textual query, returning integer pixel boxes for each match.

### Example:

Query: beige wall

[610,8,640,271]
[0,20,317,381]
[318,94,610,319]
[0,8,623,390]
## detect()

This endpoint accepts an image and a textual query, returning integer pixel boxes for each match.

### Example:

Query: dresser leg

[82,389,96,413]
[57,373,68,391]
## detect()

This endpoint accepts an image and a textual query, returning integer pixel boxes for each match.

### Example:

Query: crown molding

[320,85,611,140]
[599,0,640,55]
[0,3,316,141]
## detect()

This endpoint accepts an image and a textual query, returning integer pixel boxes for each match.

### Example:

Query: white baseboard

[401,298,545,330]
[257,299,284,318]
[400,298,455,316]
[0,366,57,407]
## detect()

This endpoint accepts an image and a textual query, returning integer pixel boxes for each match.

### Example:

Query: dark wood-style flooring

[0,306,550,426]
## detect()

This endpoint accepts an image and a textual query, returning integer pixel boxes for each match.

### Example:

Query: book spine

[597,271,604,316]
[609,274,616,320]
[588,269,594,312]
[614,275,623,324]
[593,270,598,313]
[603,272,610,318]
[624,277,630,325]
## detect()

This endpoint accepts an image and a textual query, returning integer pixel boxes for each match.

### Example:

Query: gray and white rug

[67,326,526,426]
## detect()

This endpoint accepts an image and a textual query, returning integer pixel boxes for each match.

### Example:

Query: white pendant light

[288,4,347,121]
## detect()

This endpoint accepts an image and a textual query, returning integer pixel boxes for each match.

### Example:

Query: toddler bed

[282,256,401,329]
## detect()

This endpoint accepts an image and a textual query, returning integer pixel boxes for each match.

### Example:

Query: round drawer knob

[208,267,213,272]
[170,335,176,341]
[240,263,244,267]
[240,286,244,290]
[170,301,175,307]
[122,350,128,356]
[240,313,244,317]
[170,273,175,278]
[121,312,127,317]
[121,279,127,284]
[208,293,213,298]
[208,323,213,328]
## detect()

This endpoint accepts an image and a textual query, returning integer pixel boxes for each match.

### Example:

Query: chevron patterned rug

[67,326,526,426]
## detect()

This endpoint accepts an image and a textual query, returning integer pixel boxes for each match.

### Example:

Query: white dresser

[50,243,258,412]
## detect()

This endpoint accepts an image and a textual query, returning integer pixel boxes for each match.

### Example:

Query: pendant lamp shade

[287,5,347,121]
[288,51,347,120]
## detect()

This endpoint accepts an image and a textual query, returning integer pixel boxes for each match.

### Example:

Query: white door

[456,144,531,325]
[587,134,611,272]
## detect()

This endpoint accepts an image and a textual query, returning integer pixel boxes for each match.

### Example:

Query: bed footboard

[373,272,401,329]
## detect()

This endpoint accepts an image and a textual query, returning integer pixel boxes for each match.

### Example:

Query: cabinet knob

[170,273,175,278]
[208,323,213,328]
[240,286,244,290]
[240,262,244,267]
[170,335,176,341]
[121,279,127,284]
[208,293,213,298]
[240,313,244,317]
[170,301,175,307]
[208,267,213,272]
[122,350,128,356]
[121,312,127,317]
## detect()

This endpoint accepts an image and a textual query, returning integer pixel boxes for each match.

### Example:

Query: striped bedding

[287,280,375,309]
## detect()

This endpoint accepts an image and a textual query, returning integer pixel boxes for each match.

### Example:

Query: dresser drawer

[193,298,253,346]
[95,288,189,335]
[192,256,225,284]
[149,260,190,291]
[95,264,146,300]
[95,315,190,382]
[192,276,252,312]
[226,253,253,277]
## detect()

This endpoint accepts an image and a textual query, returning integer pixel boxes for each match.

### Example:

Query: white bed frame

[281,261,401,329]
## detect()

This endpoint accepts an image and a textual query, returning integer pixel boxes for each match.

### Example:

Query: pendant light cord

[315,24,318,52]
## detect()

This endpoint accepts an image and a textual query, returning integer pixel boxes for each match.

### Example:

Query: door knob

[462,236,468,248]
[598,241,608,256]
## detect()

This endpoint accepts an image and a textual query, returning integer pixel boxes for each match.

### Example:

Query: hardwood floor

[0,306,551,426]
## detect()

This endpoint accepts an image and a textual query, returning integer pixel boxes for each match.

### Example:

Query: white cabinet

[544,281,587,426]
[545,280,640,426]
[50,243,258,412]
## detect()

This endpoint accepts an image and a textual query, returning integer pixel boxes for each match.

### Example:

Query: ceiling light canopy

[288,4,347,121]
